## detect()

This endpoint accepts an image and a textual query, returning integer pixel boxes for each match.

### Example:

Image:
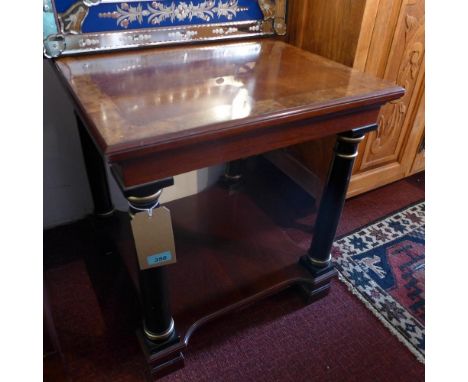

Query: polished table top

[54,40,403,161]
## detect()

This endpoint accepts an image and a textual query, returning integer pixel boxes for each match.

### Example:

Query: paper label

[147,251,172,266]
[130,207,177,270]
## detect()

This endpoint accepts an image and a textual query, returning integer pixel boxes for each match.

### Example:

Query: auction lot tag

[131,207,177,270]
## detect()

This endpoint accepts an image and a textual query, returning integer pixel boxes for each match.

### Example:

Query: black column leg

[109,168,182,376]
[75,112,114,217]
[126,190,184,378]
[127,191,176,342]
[140,267,174,340]
[301,125,377,277]
[222,159,244,186]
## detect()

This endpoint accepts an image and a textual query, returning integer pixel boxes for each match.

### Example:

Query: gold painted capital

[128,189,163,205]
[336,152,359,160]
[337,135,365,144]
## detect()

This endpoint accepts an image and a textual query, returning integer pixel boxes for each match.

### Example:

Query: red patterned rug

[332,201,425,362]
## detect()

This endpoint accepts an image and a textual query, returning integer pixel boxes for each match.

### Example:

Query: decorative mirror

[43,0,287,57]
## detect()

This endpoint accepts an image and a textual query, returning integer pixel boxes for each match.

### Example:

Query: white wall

[43,61,223,229]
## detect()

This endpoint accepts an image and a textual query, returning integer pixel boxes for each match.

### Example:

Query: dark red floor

[44,159,424,382]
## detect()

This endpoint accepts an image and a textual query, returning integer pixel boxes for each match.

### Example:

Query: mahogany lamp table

[52,40,404,378]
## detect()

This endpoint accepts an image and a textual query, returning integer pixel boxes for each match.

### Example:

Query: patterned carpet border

[332,201,425,363]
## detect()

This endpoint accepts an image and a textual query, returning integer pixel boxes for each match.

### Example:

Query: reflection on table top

[55,40,403,155]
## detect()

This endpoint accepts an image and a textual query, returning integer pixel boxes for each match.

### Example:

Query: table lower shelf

[113,163,337,377]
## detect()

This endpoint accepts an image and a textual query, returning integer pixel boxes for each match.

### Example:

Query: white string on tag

[128,200,160,217]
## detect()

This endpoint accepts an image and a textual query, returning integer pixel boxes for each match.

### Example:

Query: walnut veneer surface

[54,40,402,158]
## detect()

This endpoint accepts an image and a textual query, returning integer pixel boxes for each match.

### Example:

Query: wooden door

[348,0,425,196]
[279,0,425,199]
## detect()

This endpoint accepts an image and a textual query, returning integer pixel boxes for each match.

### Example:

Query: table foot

[150,352,185,380]
[298,256,337,304]
[137,330,184,380]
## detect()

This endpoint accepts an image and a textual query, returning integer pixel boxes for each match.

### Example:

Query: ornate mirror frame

[44,0,287,57]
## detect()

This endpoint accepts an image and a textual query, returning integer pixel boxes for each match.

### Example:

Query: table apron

[111,107,380,188]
